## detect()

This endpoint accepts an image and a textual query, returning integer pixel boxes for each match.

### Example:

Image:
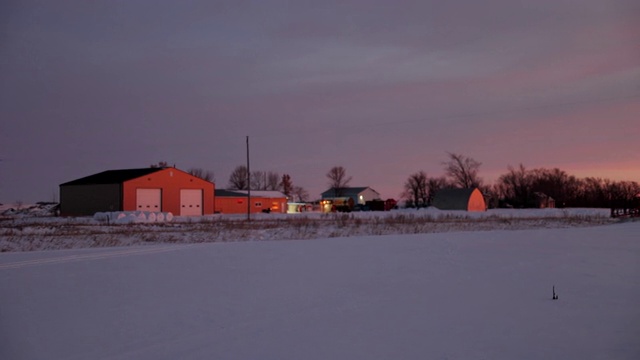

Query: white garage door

[180,189,203,216]
[136,189,161,211]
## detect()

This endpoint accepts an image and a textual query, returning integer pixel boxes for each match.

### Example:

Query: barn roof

[60,168,165,186]
[432,188,477,210]
[321,187,378,198]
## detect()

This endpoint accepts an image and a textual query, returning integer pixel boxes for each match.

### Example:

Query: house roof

[533,192,554,200]
[432,188,477,210]
[321,187,378,198]
[216,189,287,198]
[60,168,165,186]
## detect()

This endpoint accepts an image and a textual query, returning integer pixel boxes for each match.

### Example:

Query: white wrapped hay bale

[96,211,172,224]
[135,211,147,222]
[94,212,126,223]
[115,213,136,224]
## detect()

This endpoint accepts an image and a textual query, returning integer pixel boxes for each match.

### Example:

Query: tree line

[226,165,309,202]
[152,155,639,209]
[402,153,640,209]
[495,164,640,208]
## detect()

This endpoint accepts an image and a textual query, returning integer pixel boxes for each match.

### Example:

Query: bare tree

[577,177,608,207]
[442,152,483,188]
[266,171,281,191]
[326,166,352,196]
[228,165,248,190]
[426,176,450,205]
[529,168,578,208]
[280,174,293,197]
[150,161,169,168]
[605,180,640,208]
[188,168,215,182]
[496,164,533,207]
[248,170,282,190]
[251,170,267,190]
[292,186,309,202]
[403,171,428,207]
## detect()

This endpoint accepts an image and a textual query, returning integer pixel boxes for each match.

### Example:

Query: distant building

[320,187,381,212]
[432,188,486,212]
[214,190,287,214]
[60,167,214,216]
[287,202,313,214]
[321,187,381,205]
[533,192,555,208]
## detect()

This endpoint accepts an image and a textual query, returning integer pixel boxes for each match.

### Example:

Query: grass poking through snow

[0,209,618,252]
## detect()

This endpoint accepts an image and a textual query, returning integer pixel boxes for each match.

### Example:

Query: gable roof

[60,168,165,186]
[226,190,287,198]
[215,189,246,197]
[215,189,287,198]
[432,188,477,210]
[321,187,378,198]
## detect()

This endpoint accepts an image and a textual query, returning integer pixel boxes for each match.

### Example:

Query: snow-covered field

[1,210,639,359]
[0,207,616,252]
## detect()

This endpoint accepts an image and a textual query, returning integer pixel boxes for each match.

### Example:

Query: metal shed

[432,188,486,212]
[214,189,287,214]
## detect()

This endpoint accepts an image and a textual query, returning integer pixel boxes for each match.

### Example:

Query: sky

[1,0,639,203]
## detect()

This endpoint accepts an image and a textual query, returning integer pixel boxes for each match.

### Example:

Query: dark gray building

[432,188,486,211]
[60,168,163,216]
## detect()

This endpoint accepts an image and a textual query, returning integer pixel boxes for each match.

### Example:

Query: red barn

[60,167,214,216]
[215,190,287,214]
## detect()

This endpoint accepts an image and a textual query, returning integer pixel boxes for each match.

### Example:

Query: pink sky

[1,0,638,202]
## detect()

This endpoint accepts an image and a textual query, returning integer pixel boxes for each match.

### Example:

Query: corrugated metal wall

[60,184,121,216]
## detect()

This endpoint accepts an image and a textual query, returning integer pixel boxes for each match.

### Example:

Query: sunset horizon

[1,0,638,203]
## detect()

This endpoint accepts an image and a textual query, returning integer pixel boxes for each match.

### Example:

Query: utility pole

[246,136,251,222]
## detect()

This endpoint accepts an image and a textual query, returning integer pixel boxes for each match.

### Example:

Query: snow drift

[1,222,639,360]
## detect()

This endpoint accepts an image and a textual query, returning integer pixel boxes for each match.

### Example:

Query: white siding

[357,188,381,204]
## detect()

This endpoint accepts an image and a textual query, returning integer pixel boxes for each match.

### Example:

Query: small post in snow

[246,135,251,222]
[552,285,558,300]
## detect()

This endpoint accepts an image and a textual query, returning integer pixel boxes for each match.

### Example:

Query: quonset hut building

[432,188,486,212]
[59,167,214,216]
